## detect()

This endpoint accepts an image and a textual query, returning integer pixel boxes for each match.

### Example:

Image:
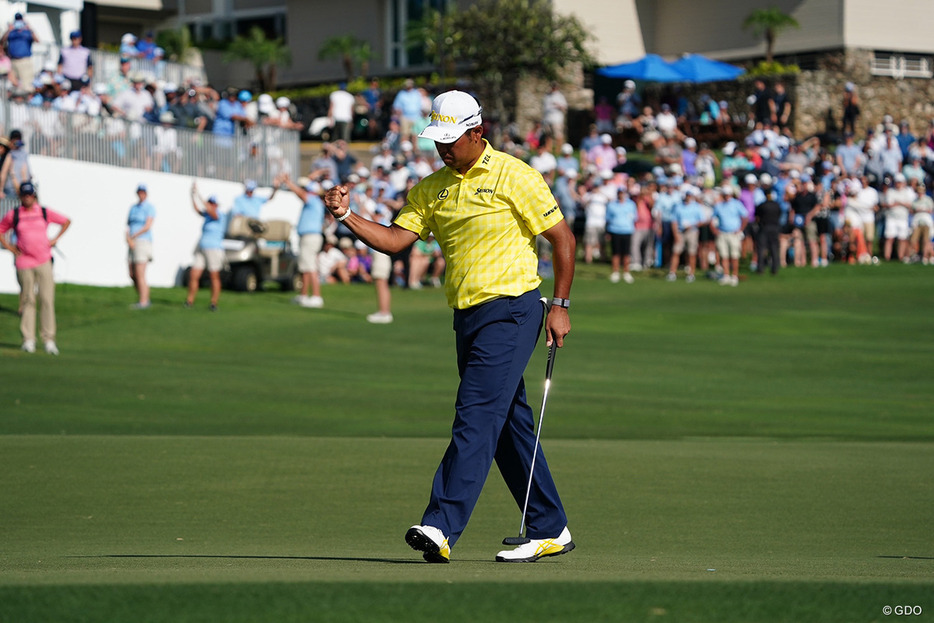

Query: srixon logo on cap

[431,112,458,124]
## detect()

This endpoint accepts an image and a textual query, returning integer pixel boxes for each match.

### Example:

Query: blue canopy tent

[669,54,745,83]
[596,53,685,82]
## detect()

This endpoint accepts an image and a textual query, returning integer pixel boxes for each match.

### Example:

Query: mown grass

[0,263,931,622]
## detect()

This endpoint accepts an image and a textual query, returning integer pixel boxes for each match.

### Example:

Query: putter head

[502,536,531,546]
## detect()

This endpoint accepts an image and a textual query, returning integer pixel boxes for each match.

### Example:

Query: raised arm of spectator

[324,184,418,254]
[279,173,307,203]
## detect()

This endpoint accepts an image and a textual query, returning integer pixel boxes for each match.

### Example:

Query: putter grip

[545,341,557,380]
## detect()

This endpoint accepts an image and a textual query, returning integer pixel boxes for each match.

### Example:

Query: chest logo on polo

[474,187,494,196]
[438,189,449,200]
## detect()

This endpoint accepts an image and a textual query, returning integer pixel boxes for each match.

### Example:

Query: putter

[503,315,559,547]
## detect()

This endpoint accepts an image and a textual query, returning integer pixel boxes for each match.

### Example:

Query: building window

[871,51,932,79]
[387,0,450,70]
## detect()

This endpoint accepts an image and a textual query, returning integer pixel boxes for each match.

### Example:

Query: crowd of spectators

[0,23,304,177]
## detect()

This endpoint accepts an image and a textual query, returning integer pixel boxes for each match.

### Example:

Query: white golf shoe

[405,525,450,563]
[44,341,59,356]
[366,311,393,324]
[22,339,36,353]
[495,526,575,563]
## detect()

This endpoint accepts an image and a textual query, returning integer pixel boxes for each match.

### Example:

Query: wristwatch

[550,297,571,309]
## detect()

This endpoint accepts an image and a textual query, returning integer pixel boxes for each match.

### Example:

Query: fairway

[1,264,932,622]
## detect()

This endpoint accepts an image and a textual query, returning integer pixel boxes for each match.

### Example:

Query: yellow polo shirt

[395,140,563,309]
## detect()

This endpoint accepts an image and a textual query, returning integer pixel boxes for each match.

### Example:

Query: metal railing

[27,42,207,92]
[0,86,301,188]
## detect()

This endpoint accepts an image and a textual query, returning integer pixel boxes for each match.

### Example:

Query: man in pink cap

[325,90,577,564]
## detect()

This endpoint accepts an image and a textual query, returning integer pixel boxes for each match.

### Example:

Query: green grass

[0,263,932,622]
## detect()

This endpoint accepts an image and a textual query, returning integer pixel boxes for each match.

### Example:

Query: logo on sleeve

[543,205,558,217]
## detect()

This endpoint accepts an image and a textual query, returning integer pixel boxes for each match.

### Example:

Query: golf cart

[220,215,302,292]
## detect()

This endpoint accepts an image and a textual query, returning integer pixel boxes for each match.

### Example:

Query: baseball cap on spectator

[276,96,290,109]
[238,90,252,103]
[845,82,855,92]
[624,80,636,89]
[400,140,414,152]
[744,173,758,185]
[245,180,258,192]
[122,33,136,43]
[19,181,35,195]
[305,180,322,194]
[321,180,335,191]
[760,173,773,186]
[561,143,573,155]
[418,90,483,144]
[137,184,147,192]
[616,146,627,157]
[70,30,81,39]
[684,137,697,149]
[14,12,23,19]
[789,169,800,179]
[206,195,218,204]
[894,173,907,183]
[721,184,735,195]
[722,141,736,156]
[258,94,274,115]
[163,82,177,93]
[600,133,612,145]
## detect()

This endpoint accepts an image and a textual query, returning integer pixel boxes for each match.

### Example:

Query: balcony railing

[0,82,300,194]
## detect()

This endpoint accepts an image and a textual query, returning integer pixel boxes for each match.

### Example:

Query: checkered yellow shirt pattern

[395,141,562,309]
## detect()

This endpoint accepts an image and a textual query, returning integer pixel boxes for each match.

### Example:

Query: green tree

[405,7,462,79]
[318,35,373,82]
[156,27,202,66]
[456,0,594,126]
[743,7,800,64]
[223,26,291,92]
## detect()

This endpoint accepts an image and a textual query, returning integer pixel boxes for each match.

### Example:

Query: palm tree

[743,7,800,64]
[223,26,291,92]
[318,35,371,82]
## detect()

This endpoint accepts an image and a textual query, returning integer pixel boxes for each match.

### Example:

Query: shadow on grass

[67,554,426,565]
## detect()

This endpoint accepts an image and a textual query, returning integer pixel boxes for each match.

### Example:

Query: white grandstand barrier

[0,154,305,295]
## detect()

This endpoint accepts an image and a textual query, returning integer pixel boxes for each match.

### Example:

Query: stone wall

[508,49,934,148]
[795,49,934,140]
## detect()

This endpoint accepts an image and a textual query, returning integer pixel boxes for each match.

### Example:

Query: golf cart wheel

[233,266,260,292]
[287,272,303,292]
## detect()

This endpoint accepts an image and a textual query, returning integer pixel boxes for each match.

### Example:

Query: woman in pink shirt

[0,181,70,354]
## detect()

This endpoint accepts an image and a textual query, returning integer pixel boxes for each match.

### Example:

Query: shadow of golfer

[67,554,425,565]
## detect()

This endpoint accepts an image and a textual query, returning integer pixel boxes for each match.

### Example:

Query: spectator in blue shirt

[279,172,328,308]
[231,179,277,220]
[2,13,38,91]
[127,184,156,309]
[213,88,253,138]
[136,31,157,59]
[712,185,749,286]
[186,183,228,311]
[606,187,638,284]
[392,78,424,144]
[668,187,707,283]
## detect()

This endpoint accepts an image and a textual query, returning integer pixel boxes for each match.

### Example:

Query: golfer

[325,90,576,563]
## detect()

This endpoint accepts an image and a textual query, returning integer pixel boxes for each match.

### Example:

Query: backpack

[9,206,48,247]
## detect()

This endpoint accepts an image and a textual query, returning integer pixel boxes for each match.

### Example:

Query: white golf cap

[276,96,290,108]
[744,173,758,185]
[721,184,735,195]
[561,143,574,155]
[418,90,482,144]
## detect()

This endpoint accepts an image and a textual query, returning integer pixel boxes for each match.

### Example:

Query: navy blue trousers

[420,289,568,547]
